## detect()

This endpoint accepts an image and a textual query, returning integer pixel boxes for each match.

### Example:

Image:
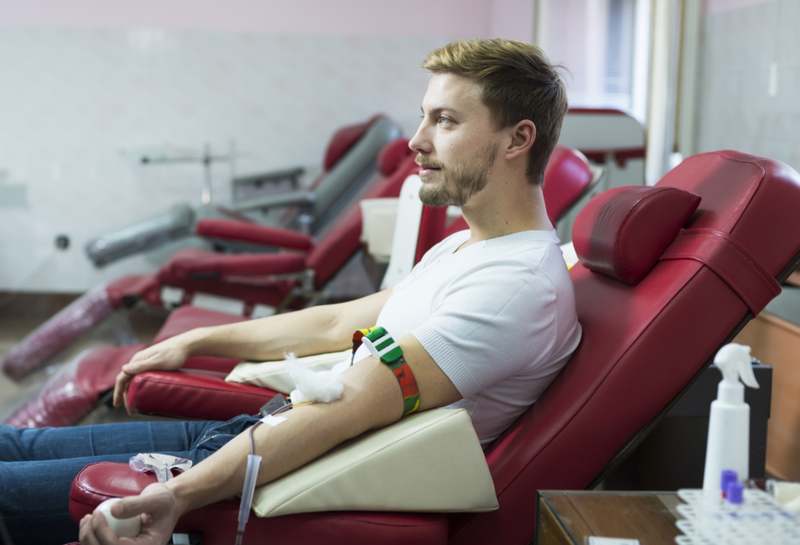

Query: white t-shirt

[354,229,582,446]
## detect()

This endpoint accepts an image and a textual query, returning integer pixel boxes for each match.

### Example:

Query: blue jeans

[0,414,260,545]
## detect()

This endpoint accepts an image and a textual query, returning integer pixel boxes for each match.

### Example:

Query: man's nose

[409,123,432,154]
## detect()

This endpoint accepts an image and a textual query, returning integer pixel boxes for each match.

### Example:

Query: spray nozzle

[713,343,759,389]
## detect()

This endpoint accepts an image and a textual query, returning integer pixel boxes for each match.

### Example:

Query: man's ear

[504,120,536,160]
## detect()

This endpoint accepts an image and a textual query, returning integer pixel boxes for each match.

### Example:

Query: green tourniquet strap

[363,327,404,363]
[360,327,420,416]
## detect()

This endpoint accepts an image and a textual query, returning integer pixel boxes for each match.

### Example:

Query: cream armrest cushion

[252,408,498,517]
[225,349,352,393]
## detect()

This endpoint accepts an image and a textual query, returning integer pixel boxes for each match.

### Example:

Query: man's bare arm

[113,289,393,408]
[169,333,461,512]
[82,334,462,544]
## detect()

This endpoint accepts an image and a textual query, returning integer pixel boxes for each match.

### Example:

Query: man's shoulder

[465,231,565,278]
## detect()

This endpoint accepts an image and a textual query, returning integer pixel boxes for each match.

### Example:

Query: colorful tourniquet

[353,326,420,416]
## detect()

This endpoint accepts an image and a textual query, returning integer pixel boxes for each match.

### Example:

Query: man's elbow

[336,357,405,437]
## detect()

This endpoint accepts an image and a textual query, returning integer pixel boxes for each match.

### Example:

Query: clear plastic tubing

[235,454,263,545]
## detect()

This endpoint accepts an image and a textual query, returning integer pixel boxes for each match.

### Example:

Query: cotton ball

[95,498,142,538]
[285,353,344,403]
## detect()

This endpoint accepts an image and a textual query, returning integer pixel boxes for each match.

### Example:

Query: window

[536,0,649,122]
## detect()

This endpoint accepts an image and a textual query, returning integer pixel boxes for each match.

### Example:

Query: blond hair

[422,39,568,185]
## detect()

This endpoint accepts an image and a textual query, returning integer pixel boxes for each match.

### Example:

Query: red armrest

[196,218,314,251]
[160,249,307,280]
[126,370,279,421]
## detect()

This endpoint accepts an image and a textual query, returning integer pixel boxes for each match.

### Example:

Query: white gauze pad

[285,353,345,404]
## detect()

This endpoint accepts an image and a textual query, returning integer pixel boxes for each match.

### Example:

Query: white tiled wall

[0,29,449,292]
[695,0,800,171]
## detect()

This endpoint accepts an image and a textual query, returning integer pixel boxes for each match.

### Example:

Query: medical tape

[259,414,287,427]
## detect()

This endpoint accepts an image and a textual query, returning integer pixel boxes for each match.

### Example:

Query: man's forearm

[181,306,343,362]
[180,289,392,362]
[164,358,403,514]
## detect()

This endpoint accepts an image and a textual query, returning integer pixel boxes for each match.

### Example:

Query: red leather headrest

[377,138,412,176]
[573,186,701,285]
[323,115,382,171]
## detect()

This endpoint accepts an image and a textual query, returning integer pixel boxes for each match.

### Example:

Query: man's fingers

[116,485,171,518]
[79,523,102,545]
[91,511,122,545]
[112,371,132,408]
[79,512,118,545]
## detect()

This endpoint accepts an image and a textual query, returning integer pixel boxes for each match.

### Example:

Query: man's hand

[113,336,192,412]
[79,483,181,545]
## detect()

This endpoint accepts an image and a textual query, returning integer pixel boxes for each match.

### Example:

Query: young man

[1,39,581,545]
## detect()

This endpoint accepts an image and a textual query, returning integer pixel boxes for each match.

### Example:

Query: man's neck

[457,178,551,251]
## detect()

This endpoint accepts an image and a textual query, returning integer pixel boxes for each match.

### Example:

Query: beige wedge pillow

[225,350,352,393]
[252,408,498,517]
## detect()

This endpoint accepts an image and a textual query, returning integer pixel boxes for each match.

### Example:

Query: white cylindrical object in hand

[95,498,142,539]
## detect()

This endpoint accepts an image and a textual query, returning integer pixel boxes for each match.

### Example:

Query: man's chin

[419,187,456,208]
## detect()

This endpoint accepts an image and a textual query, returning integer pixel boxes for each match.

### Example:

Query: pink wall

[0,0,533,40]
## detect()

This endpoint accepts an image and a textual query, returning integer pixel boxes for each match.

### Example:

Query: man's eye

[438,116,452,125]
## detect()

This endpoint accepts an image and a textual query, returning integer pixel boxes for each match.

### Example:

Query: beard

[417,144,496,207]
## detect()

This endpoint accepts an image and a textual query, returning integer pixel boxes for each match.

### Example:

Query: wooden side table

[536,490,683,545]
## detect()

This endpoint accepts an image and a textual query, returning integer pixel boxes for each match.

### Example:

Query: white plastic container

[702,343,760,492]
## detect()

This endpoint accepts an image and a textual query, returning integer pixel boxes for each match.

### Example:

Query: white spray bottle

[702,343,760,492]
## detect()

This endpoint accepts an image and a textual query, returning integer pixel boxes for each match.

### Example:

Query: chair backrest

[442,145,597,238]
[272,115,402,233]
[542,146,603,225]
[446,150,800,545]
[306,139,420,289]
[306,116,403,234]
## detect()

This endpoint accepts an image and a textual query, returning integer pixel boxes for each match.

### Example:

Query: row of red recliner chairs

[66,151,800,544]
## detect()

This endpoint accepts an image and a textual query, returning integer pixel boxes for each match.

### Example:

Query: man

[1,38,581,545]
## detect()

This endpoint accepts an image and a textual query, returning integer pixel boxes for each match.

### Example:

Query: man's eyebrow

[420,106,461,117]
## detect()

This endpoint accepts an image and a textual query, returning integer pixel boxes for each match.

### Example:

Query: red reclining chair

[68,150,800,545]
[1,136,417,382]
